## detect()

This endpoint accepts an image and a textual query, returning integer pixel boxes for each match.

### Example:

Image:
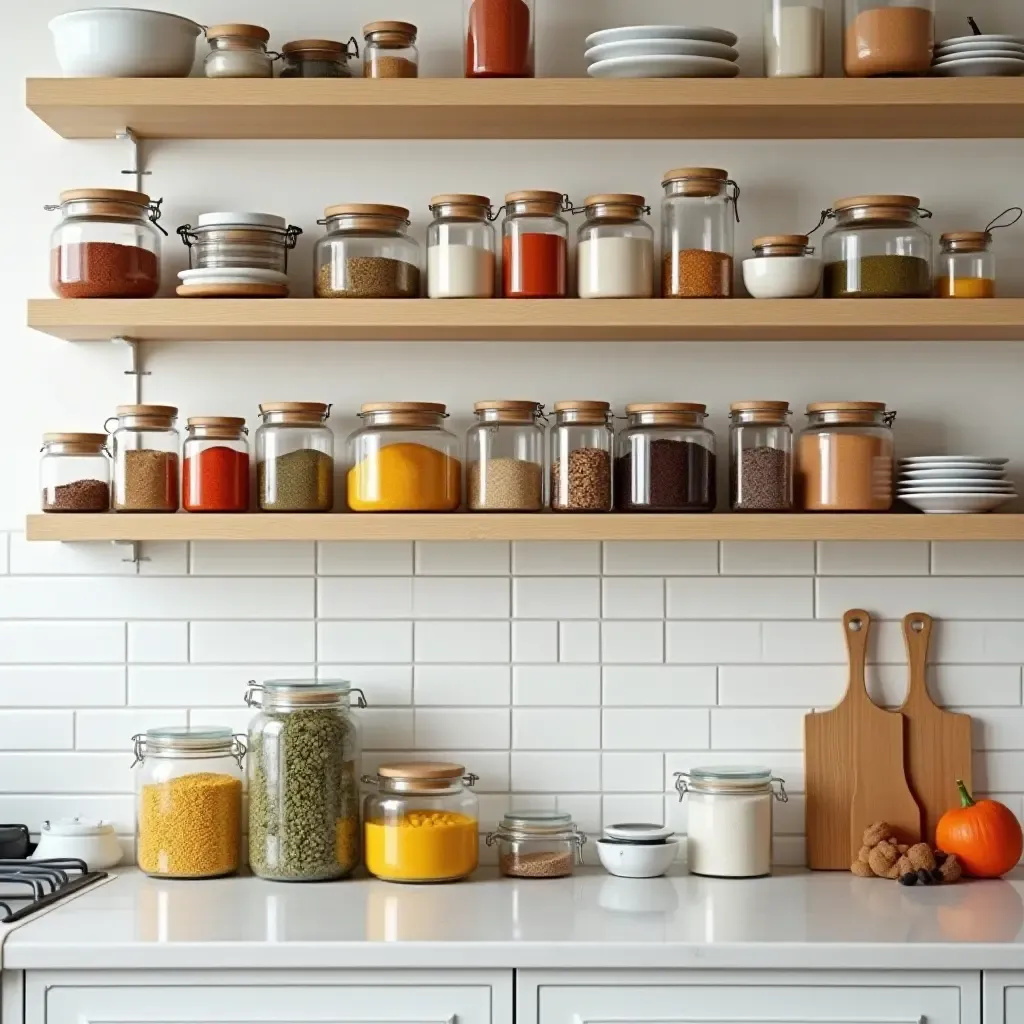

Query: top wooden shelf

[25,78,1024,141]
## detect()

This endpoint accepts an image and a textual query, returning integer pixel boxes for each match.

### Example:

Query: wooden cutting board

[900,612,973,845]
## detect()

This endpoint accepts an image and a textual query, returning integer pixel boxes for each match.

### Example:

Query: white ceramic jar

[31,817,123,871]
[742,234,821,298]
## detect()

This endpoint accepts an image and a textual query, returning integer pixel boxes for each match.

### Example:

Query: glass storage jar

[107,405,179,512]
[467,400,545,511]
[577,194,654,299]
[204,24,273,78]
[844,0,934,77]
[363,762,479,883]
[348,403,462,512]
[797,401,895,512]
[742,235,822,298]
[48,188,164,299]
[661,168,739,298]
[486,810,585,879]
[465,0,534,77]
[765,0,824,77]
[246,680,365,882]
[363,21,418,78]
[729,402,794,512]
[183,417,249,513]
[40,433,110,513]
[502,191,569,298]
[315,204,420,298]
[177,213,301,275]
[280,38,358,77]
[133,726,245,880]
[427,194,496,298]
[935,232,996,299]
[256,402,334,512]
[550,401,614,513]
[822,195,932,298]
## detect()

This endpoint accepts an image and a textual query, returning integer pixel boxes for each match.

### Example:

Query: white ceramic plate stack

[898,456,1016,513]
[932,34,1024,77]
[585,26,740,79]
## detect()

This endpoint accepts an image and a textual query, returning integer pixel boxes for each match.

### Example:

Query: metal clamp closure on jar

[751,235,813,258]
[494,191,574,221]
[318,204,409,231]
[363,20,417,48]
[245,680,366,710]
[428,194,493,221]
[280,36,359,63]
[177,215,302,270]
[623,402,707,427]
[185,416,248,441]
[674,769,788,803]
[362,762,478,794]
[805,401,896,428]
[729,400,791,425]
[40,432,109,457]
[552,400,612,426]
[574,193,651,219]
[104,404,178,434]
[814,195,932,230]
[661,168,741,222]
[46,189,168,235]
[940,207,1023,253]
[485,813,587,862]
[132,727,246,768]
[258,402,331,426]
[472,400,546,425]
[357,402,448,429]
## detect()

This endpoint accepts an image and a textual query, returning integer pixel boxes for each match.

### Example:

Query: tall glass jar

[40,433,110,513]
[729,402,794,512]
[280,38,358,78]
[935,233,995,299]
[486,810,586,879]
[844,0,934,77]
[765,0,824,77]
[661,168,739,298]
[107,405,179,512]
[502,191,569,298]
[427,194,496,298]
[363,21,419,78]
[246,680,365,882]
[615,403,716,513]
[577,194,654,299]
[550,401,614,513]
[797,402,895,512]
[822,196,932,298]
[256,402,334,512]
[204,24,273,78]
[347,403,461,512]
[465,0,534,78]
[183,417,249,513]
[363,762,479,883]
[48,188,163,298]
[132,726,245,880]
[315,204,420,298]
[467,401,545,511]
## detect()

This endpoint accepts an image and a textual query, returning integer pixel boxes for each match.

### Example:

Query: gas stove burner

[0,856,108,923]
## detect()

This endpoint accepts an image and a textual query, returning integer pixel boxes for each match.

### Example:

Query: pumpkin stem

[956,778,976,808]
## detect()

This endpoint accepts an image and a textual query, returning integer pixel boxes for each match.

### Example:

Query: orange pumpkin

[935,779,1023,878]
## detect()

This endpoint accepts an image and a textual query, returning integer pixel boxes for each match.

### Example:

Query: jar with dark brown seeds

[549,401,614,512]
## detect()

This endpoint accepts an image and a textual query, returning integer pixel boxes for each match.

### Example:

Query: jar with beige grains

[363,21,418,78]
[108,405,179,512]
[467,401,545,511]
[550,401,614,512]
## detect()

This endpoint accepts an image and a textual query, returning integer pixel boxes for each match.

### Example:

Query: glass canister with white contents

[427,194,496,298]
[577,194,654,298]
[674,766,787,878]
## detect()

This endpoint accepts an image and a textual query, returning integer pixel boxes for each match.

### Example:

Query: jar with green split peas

[107,405,179,512]
[256,402,334,512]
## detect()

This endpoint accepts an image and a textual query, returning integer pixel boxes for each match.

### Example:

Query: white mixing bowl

[597,838,680,878]
[742,255,822,299]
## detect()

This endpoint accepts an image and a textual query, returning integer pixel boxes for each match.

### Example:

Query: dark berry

[899,872,918,886]
[918,868,935,885]
[931,868,944,882]
[934,850,947,866]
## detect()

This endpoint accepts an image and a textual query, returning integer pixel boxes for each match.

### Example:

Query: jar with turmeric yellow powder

[347,402,462,512]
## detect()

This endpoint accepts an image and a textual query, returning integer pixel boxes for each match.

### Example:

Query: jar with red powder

[183,417,250,513]
[465,0,534,77]
[502,191,569,298]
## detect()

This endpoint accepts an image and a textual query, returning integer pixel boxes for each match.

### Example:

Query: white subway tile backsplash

[559,621,599,663]
[966,708,1024,750]
[415,542,509,575]
[358,709,415,750]
[975,752,1024,791]
[512,752,600,792]
[602,621,663,663]
[721,543,814,576]
[0,667,125,707]
[319,621,413,663]
[129,665,313,707]
[513,542,599,576]
[514,708,600,749]
[415,621,509,663]
[514,577,600,619]
[602,752,664,792]
[602,577,664,619]
[190,542,315,576]
[0,622,124,663]
[138,543,189,576]
[668,577,813,620]
[932,542,1024,575]
[817,576,1024,621]
[666,621,761,664]
[414,665,510,706]
[190,621,315,663]
[415,708,509,749]
[761,619,935,664]
[413,577,510,618]
[512,621,558,663]
[0,754,128,793]
[603,666,717,706]
[513,665,600,706]
[711,708,805,750]
[0,711,74,750]
[603,541,717,576]
[602,794,666,828]
[0,535,7,574]
[318,542,413,576]
[316,665,413,706]
[0,795,134,835]
[77,708,187,750]
[554,795,602,833]
[719,666,845,708]
[816,542,930,576]
[318,577,413,618]
[128,622,187,664]
[603,709,709,750]
[9,536,135,576]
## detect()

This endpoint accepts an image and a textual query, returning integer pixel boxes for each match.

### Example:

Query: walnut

[939,853,962,884]
[858,844,873,864]
[862,822,895,846]
[907,843,937,872]
[851,859,875,877]
[868,841,899,877]
[889,854,914,879]
[897,844,909,854]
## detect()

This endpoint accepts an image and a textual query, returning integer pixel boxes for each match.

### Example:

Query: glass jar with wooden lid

[742,234,821,298]
[427,194,496,298]
[797,402,895,512]
[204,24,273,78]
[577,194,654,299]
[487,809,586,879]
[40,433,110,513]
[935,232,995,299]
[502,190,569,298]
[177,212,302,276]
[550,401,614,513]
[363,21,418,78]
[844,0,934,77]
[183,417,250,513]
[280,38,358,78]
[729,402,793,512]
[255,403,334,512]
[465,0,534,78]
[467,401,545,511]
[107,405,179,513]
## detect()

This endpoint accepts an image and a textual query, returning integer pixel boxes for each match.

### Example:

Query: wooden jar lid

[378,761,465,780]
[42,432,107,446]
[207,23,271,41]
[324,203,410,221]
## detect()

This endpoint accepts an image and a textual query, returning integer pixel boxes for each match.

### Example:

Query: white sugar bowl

[31,817,122,871]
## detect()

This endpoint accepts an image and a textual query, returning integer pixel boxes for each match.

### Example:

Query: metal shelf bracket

[110,336,151,567]
[116,128,150,192]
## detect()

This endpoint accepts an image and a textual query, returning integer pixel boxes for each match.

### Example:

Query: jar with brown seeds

[466,401,545,511]
[487,809,586,878]
[729,401,794,512]
[550,401,614,512]
[40,433,111,512]
[108,405,180,511]
[363,20,419,78]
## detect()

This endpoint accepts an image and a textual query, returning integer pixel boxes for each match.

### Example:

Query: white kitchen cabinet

[984,973,1024,1024]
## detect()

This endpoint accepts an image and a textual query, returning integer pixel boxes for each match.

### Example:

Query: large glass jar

[363,762,479,883]
[661,168,739,298]
[465,0,534,78]
[183,417,249,513]
[765,0,824,78]
[246,680,365,882]
[577,194,654,299]
[822,196,932,298]
[502,191,568,298]
[204,24,273,78]
[280,38,358,78]
[550,401,614,513]
[315,204,420,298]
[348,403,461,512]
[486,810,586,879]
[427,194,496,298]
[177,213,301,274]
[729,402,794,512]
[48,188,163,299]
[797,401,895,512]
[107,405,179,512]
[935,232,996,299]
[256,403,334,512]
[467,400,545,511]
[363,21,419,78]
[844,0,934,77]
[616,403,716,513]
[40,432,110,513]
[132,726,245,880]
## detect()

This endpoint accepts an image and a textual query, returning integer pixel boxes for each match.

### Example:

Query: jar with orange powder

[183,417,249,512]
[465,0,534,78]
[501,191,569,298]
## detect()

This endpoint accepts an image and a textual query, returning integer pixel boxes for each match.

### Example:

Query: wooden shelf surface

[26,78,1024,140]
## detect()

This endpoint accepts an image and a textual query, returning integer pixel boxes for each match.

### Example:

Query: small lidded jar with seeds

[467,401,545,511]
[550,401,614,513]
[363,21,419,78]
[487,809,586,878]
[108,404,179,512]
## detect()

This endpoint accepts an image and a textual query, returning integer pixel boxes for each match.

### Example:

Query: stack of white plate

[932,34,1024,76]
[177,267,290,298]
[585,25,740,79]
[898,456,1016,514]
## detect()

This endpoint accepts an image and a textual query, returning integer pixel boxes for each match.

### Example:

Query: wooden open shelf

[25,78,1024,140]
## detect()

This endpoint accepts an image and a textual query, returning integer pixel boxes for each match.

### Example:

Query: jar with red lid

[502,191,568,298]
[183,417,250,513]
[465,0,534,78]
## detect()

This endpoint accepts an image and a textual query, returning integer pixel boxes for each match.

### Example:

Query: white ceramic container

[597,838,680,878]
[31,817,123,871]
[743,255,822,298]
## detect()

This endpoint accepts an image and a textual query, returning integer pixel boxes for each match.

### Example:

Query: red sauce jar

[465,0,534,78]
[502,190,568,298]
[183,417,250,513]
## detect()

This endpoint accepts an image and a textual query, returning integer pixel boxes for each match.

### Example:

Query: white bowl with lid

[31,817,122,871]
[597,837,680,878]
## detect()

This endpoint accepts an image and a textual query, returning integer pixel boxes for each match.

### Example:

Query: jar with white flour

[427,194,496,298]
[764,0,824,78]
[577,194,654,298]
[675,766,787,877]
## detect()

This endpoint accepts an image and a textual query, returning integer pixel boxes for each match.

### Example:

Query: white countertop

[5,867,1024,972]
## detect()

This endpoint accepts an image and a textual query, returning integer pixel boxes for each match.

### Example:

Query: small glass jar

[502,191,569,298]
[765,0,824,78]
[467,401,545,511]
[465,0,534,78]
[742,234,822,298]
[363,762,479,883]
[348,403,461,512]
[661,168,739,298]
[487,810,586,879]
[729,402,794,512]
[577,194,654,299]
[183,417,249,513]
[935,232,996,299]
[133,726,245,880]
[107,405,179,512]
[844,0,934,77]
[177,213,301,275]
[256,403,334,512]
[550,401,614,513]
[315,204,420,298]
[822,196,932,298]
[797,401,896,512]
[204,24,273,78]
[427,194,496,298]
[280,38,358,78]
[616,403,716,513]
[40,433,110,513]
[363,21,419,78]
[48,188,163,299]
[246,680,365,882]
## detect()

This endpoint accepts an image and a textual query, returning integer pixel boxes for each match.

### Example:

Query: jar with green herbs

[255,402,334,512]
[246,680,365,882]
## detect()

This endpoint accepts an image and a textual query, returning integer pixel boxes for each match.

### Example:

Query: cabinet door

[984,973,1024,1024]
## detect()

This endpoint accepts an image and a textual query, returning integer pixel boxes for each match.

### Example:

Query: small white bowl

[742,256,822,299]
[597,838,680,878]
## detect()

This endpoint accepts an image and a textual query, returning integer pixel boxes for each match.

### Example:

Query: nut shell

[892,855,914,879]
[939,853,963,884]
[907,843,937,872]
[863,822,895,846]
[858,844,873,864]
[868,841,899,877]
[851,859,875,877]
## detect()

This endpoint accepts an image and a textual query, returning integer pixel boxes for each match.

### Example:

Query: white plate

[603,822,675,843]
[900,455,1009,464]
[937,41,1024,55]
[932,56,1024,76]
[899,480,1015,489]
[586,25,738,48]
[586,38,739,63]
[934,50,1024,65]
[900,467,1005,480]
[936,34,1024,50]
[179,268,289,284]
[589,54,740,78]
[899,493,1016,514]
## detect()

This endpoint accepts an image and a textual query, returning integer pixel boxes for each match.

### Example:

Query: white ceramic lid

[196,212,288,230]
[41,817,114,837]
[603,822,674,842]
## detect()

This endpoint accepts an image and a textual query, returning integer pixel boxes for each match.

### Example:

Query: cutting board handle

[902,612,934,711]
[843,609,871,706]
